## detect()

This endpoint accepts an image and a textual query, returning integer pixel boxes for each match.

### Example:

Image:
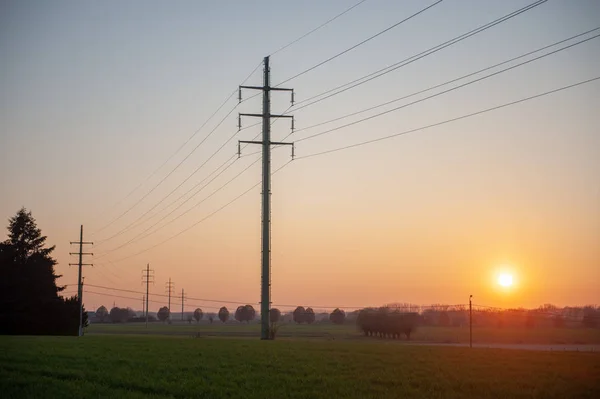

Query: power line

[92,92,236,235]
[296,76,600,159]
[93,103,242,240]
[95,155,240,253]
[85,290,166,306]
[292,27,600,135]
[92,61,263,237]
[293,32,600,144]
[96,155,262,258]
[270,0,369,56]
[103,155,238,238]
[94,119,265,248]
[85,283,253,305]
[289,0,548,113]
[90,0,371,233]
[96,85,289,249]
[84,283,458,311]
[95,125,265,249]
[276,0,445,86]
[106,160,292,264]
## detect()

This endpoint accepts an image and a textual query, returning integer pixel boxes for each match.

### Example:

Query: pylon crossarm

[239,85,263,91]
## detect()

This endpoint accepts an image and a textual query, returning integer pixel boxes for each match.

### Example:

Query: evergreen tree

[0,208,82,335]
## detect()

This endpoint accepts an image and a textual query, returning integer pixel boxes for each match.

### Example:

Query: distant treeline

[90,303,600,331]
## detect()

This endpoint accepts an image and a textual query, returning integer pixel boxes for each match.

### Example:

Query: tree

[186,314,193,324]
[293,306,306,324]
[269,308,282,339]
[65,296,88,328]
[235,304,256,323]
[0,208,81,335]
[269,308,281,323]
[96,306,109,322]
[329,308,346,325]
[305,307,315,324]
[244,305,256,322]
[157,307,170,323]
[193,308,203,323]
[234,306,245,322]
[218,307,229,323]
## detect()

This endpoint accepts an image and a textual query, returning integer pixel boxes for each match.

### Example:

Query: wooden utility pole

[142,264,154,327]
[181,288,185,321]
[69,225,93,337]
[165,278,174,321]
[469,295,473,348]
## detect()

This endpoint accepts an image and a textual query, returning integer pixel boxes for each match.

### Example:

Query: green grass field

[87,321,600,345]
[1,334,599,398]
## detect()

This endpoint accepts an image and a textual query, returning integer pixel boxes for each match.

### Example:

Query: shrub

[357,307,418,340]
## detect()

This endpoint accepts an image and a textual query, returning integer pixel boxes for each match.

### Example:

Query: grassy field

[87,321,600,345]
[1,335,599,398]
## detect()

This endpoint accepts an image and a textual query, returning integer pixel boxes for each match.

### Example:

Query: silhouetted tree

[235,306,245,322]
[329,308,346,325]
[65,296,88,328]
[0,208,81,335]
[305,307,315,324]
[268,308,282,339]
[157,306,170,323]
[293,306,306,323]
[218,307,229,323]
[193,308,203,323]
[269,308,281,323]
[96,306,108,322]
[234,304,255,323]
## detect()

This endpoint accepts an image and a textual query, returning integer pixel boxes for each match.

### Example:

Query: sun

[497,273,513,287]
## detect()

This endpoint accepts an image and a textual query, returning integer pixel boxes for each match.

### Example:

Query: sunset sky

[1,0,599,313]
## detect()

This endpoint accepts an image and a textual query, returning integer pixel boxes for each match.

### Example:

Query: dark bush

[357,307,418,340]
